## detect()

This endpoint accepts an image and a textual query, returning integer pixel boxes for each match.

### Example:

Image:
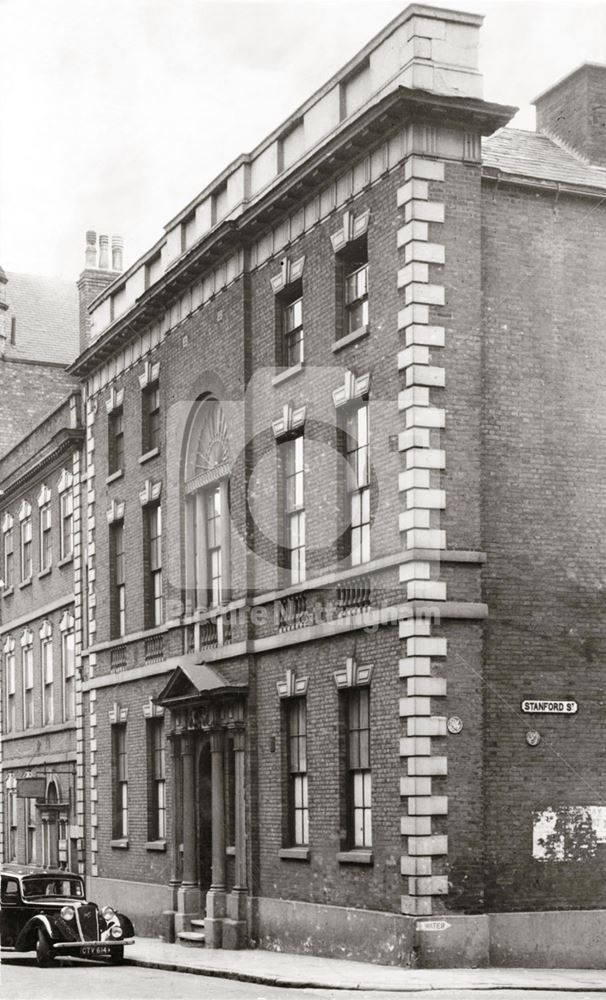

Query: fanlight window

[185,399,230,493]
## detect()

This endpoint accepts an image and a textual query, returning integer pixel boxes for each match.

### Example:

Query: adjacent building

[0,268,79,458]
[0,393,83,870]
[3,2,606,969]
[0,243,122,878]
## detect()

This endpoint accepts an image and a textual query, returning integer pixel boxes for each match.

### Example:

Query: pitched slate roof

[4,272,78,365]
[482,128,606,191]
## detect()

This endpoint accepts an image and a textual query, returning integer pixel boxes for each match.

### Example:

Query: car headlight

[61,906,75,921]
[110,925,123,939]
[101,906,116,920]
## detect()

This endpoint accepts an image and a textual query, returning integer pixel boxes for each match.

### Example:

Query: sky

[1,0,605,279]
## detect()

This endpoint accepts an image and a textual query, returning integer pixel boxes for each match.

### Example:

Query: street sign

[521,700,577,714]
[417,920,450,932]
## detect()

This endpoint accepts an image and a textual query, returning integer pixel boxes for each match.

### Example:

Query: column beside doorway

[176,733,201,931]
[205,729,226,948]
[223,725,248,949]
[162,733,181,942]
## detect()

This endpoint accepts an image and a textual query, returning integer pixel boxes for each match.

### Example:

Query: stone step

[177,930,205,947]
[190,919,206,930]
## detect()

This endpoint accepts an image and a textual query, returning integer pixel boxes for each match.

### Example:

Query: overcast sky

[1,0,605,279]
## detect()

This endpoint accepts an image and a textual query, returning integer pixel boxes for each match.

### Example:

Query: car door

[1,876,24,947]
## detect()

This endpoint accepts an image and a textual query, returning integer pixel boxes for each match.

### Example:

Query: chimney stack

[98,234,110,270]
[112,235,124,271]
[534,64,606,168]
[77,230,125,355]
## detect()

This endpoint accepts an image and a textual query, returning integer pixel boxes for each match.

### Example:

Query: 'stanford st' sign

[521,700,578,714]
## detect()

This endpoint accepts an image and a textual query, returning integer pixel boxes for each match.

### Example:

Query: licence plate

[80,945,111,957]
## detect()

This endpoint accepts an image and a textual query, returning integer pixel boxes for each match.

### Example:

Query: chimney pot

[98,234,110,270]
[85,230,97,268]
[112,235,124,272]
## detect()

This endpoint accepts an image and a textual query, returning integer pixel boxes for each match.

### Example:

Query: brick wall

[481,180,606,911]
[535,65,606,168]
[93,678,174,885]
[0,361,77,459]
[253,628,402,913]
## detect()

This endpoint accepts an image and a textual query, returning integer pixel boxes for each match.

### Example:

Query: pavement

[126,938,606,992]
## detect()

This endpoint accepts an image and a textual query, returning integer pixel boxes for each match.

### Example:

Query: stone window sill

[38,567,52,579]
[332,324,369,353]
[140,447,160,465]
[145,840,166,852]
[19,577,32,590]
[57,555,73,569]
[271,361,303,386]
[2,586,14,599]
[107,469,123,484]
[279,846,310,861]
[336,849,373,865]
[110,838,129,850]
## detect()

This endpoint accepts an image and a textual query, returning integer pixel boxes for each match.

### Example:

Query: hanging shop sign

[521,700,578,715]
[16,776,47,798]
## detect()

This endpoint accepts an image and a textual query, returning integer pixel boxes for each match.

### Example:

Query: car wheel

[110,946,124,964]
[36,928,55,967]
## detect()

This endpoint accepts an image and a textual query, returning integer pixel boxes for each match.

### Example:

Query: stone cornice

[69,87,515,381]
[0,427,83,502]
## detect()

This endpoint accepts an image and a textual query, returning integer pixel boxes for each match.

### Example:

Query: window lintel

[107,500,125,524]
[39,619,53,640]
[333,656,373,689]
[270,255,306,296]
[105,386,124,414]
[276,667,309,699]
[330,209,370,254]
[18,500,32,522]
[139,358,160,390]
[332,370,371,409]
[109,702,128,724]
[20,627,33,648]
[57,469,74,494]
[272,403,306,441]
[139,479,162,506]
[37,484,52,507]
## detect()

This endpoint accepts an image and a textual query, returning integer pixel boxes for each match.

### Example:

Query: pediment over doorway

[155,653,246,709]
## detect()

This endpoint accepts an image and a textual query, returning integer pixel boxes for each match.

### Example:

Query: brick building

[0,393,83,871]
[0,268,79,458]
[3,1,606,970]
[0,259,84,872]
[0,238,123,877]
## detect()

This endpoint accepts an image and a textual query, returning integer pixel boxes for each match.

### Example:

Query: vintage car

[0,864,135,966]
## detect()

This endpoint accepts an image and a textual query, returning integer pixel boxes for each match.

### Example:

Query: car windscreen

[22,877,85,899]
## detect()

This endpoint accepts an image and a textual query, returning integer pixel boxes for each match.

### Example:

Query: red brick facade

[3,3,606,970]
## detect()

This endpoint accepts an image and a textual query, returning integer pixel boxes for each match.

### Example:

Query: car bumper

[52,939,134,950]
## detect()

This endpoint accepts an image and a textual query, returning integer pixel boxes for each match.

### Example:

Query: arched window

[183,397,231,609]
